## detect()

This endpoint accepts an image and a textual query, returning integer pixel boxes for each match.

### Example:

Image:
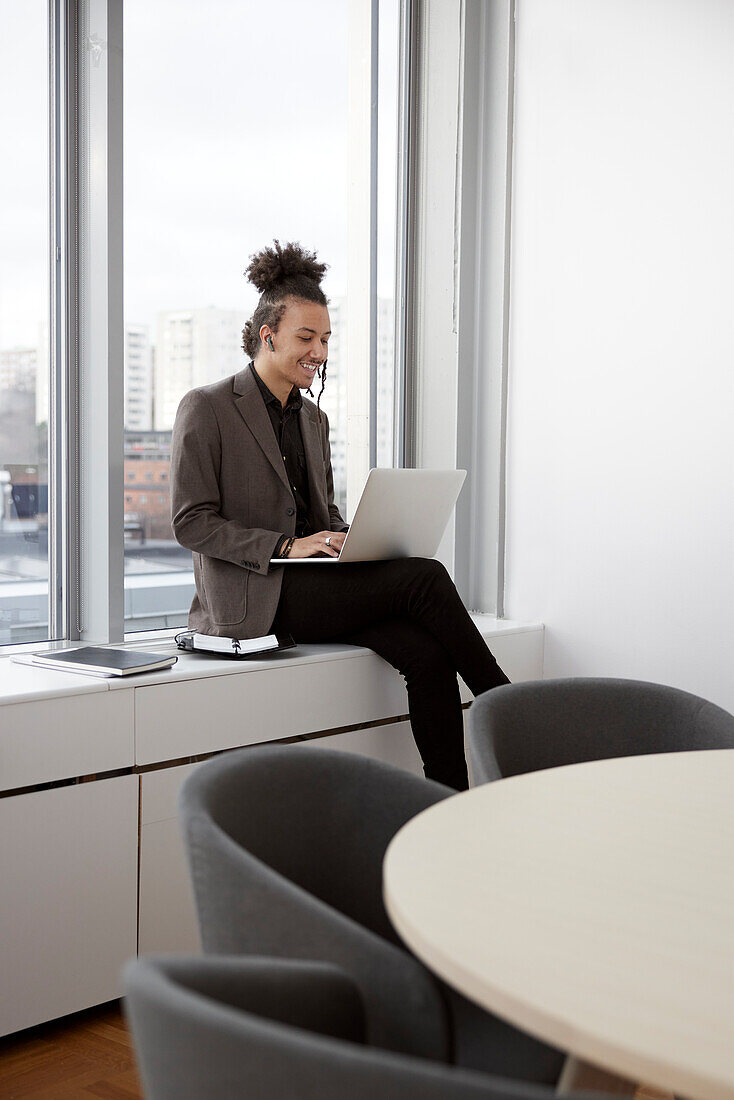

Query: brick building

[124,430,173,542]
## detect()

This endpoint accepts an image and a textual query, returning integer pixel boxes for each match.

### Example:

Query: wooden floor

[0,1002,143,1099]
[0,1001,672,1099]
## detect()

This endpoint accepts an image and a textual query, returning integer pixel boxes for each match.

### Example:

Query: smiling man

[170,239,510,791]
[246,300,339,562]
[170,240,349,642]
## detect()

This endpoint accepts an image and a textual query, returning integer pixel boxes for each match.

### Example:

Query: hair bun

[245,240,328,294]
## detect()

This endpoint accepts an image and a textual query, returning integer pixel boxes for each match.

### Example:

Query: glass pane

[124,0,351,630]
[0,0,51,646]
[125,0,401,631]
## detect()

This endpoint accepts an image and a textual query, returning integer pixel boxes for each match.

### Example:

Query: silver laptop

[270,468,466,564]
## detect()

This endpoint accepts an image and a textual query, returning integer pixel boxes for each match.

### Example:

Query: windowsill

[0,614,543,707]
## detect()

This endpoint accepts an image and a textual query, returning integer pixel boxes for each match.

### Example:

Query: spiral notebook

[175,631,296,659]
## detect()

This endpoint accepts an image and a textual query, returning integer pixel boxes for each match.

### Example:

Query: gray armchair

[179,744,564,1083]
[467,677,734,785]
[124,956,599,1100]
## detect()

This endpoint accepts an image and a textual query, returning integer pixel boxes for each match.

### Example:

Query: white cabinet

[134,649,409,765]
[0,617,544,1036]
[138,763,202,957]
[0,775,138,1037]
[487,628,545,683]
[302,719,424,777]
[1,689,134,790]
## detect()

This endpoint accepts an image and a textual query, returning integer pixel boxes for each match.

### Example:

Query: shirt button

[286,507,295,516]
[282,455,286,462]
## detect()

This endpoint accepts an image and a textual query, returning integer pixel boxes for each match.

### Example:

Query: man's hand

[289,530,347,558]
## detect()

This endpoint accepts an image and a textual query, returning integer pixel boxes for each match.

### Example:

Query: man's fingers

[322,531,344,556]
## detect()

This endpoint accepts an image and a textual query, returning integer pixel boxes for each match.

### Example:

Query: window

[123,0,402,633]
[0,0,407,648]
[0,1,51,645]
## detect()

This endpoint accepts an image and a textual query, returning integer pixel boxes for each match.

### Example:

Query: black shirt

[249,362,313,554]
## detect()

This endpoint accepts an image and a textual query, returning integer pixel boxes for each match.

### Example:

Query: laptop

[270,468,466,564]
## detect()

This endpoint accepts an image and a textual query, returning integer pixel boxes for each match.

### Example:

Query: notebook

[12,647,178,678]
[175,631,297,659]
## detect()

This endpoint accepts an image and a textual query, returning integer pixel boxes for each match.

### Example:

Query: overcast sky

[0,0,398,348]
[0,0,48,350]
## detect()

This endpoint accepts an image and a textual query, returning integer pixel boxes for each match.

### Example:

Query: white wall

[503,0,734,710]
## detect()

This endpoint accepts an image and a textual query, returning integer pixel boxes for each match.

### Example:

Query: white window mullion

[50,0,69,641]
[346,0,378,514]
[407,0,463,574]
[77,0,124,642]
[392,0,417,469]
[368,0,379,470]
[454,0,515,614]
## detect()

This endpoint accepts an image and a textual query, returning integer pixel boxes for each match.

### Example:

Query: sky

[0,0,48,351]
[0,0,399,349]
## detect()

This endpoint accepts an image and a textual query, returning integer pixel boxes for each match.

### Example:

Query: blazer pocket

[200,557,249,626]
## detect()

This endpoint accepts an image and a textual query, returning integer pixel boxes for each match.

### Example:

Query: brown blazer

[170,365,347,638]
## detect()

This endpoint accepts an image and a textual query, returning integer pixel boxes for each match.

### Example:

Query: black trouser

[271,557,510,790]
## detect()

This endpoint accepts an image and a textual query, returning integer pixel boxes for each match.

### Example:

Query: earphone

[267,336,274,352]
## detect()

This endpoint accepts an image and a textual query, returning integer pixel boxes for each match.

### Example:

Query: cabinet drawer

[1,690,134,790]
[135,650,408,765]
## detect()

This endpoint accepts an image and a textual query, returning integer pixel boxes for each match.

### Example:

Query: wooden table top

[383,749,734,1100]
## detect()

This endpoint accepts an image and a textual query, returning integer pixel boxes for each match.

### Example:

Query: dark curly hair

[242,240,330,419]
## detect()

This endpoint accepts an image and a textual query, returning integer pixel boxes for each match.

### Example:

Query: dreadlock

[242,240,330,422]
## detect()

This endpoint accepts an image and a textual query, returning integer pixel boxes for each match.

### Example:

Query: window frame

[1,0,418,653]
[0,0,73,652]
[48,0,411,648]
[50,0,82,644]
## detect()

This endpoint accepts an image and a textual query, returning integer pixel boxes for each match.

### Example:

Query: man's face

[265,298,331,391]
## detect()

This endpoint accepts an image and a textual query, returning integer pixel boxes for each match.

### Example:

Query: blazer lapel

[232,367,290,493]
[300,403,329,530]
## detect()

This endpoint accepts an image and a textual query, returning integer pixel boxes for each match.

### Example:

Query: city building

[124,323,153,430]
[35,324,48,425]
[0,346,37,393]
[376,296,396,467]
[124,429,174,541]
[314,295,396,513]
[154,308,244,431]
[317,296,348,510]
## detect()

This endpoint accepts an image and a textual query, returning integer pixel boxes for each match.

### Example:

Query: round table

[383,749,734,1100]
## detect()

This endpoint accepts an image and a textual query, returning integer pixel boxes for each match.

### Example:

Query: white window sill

[0,615,542,707]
